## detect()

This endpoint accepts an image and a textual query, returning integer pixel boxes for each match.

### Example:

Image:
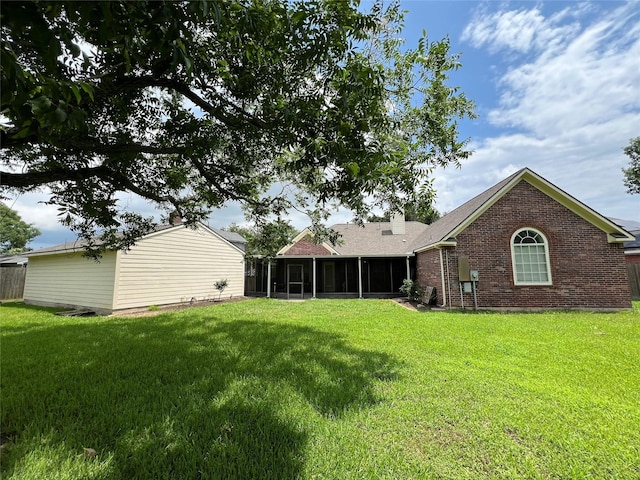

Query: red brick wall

[416,249,444,305]
[417,180,631,310]
[284,236,332,256]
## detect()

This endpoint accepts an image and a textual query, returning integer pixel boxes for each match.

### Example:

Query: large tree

[622,137,640,195]
[0,204,41,253]
[1,0,475,255]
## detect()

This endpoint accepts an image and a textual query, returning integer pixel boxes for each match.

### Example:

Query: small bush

[399,279,424,303]
[214,279,229,300]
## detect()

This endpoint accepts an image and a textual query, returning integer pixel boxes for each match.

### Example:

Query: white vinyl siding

[511,228,552,285]
[23,251,117,311]
[114,225,244,309]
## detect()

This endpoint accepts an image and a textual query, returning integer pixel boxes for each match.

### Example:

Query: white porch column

[358,257,363,299]
[312,257,317,298]
[266,261,272,298]
[406,256,411,280]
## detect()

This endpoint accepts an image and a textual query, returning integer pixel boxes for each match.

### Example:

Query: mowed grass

[1,300,639,479]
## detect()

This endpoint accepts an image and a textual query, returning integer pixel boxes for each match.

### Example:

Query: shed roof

[26,223,246,257]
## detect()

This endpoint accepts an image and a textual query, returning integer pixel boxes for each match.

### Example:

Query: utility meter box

[458,257,470,282]
[470,270,479,281]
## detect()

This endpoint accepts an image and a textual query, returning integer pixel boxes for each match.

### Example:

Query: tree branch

[1,129,185,155]
[1,166,110,189]
[109,76,266,128]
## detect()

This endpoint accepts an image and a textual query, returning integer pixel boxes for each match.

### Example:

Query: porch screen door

[324,262,335,293]
[287,264,304,299]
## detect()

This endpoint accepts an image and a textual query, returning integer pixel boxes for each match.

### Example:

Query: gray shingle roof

[329,221,430,256]
[409,168,524,252]
[212,228,247,251]
[27,223,246,256]
[624,230,640,250]
[0,254,28,265]
[609,217,640,232]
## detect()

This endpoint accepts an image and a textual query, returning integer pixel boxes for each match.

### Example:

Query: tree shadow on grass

[1,310,400,479]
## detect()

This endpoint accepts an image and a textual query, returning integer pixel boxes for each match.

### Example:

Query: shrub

[399,279,424,303]
[214,279,229,300]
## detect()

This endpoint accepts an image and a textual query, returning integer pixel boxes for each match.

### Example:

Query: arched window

[511,228,552,285]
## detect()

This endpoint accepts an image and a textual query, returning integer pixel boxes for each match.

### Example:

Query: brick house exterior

[415,169,633,310]
[248,168,633,310]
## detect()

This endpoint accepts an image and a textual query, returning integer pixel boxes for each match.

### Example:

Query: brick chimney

[169,211,183,225]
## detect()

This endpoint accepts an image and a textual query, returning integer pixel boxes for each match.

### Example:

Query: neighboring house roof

[413,167,634,252]
[609,217,640,232]
[26,223,246,257]
[624,229,640,251]
[608,219,640,252]
[0,254,28,266]
[211,228,247,252]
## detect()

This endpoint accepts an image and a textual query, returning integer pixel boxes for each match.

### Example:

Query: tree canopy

[226,219,297,261]
[1,0,475,254]
[622,137,640,195]
[0,204,41,253]
[366,199,440,224]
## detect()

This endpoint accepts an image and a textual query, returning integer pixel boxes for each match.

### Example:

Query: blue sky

[8,0,640,249]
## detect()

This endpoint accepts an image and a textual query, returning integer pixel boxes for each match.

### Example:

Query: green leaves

[0,204,41,253]
[622,137,640,195]
[1,0,475,252]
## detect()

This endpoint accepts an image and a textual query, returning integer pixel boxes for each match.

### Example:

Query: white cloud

[443,2,640,223]
[7,193,63,231]
[489,4,640,135]
[461,4,582,55]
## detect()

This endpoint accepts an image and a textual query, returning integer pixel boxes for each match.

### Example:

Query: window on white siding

[511,228,552,285]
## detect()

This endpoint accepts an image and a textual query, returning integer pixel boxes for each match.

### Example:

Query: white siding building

[24,224,245,314]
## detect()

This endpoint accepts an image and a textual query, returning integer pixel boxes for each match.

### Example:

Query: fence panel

[627,264,640,300]
[0,266,27,300]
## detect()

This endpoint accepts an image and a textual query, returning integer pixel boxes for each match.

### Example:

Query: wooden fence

[1,266,27,301]
[628,264,640,300]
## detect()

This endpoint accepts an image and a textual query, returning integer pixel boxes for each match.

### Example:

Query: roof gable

[413,168,634,252]
[278,228,339,256]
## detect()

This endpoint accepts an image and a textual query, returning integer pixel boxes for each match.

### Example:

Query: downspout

[439,248,447,308]
[445,248,452,309]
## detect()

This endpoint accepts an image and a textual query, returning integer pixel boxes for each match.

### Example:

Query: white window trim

[511,228,553,286]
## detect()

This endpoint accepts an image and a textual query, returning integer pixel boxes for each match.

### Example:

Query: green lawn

[1,300,639,479]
